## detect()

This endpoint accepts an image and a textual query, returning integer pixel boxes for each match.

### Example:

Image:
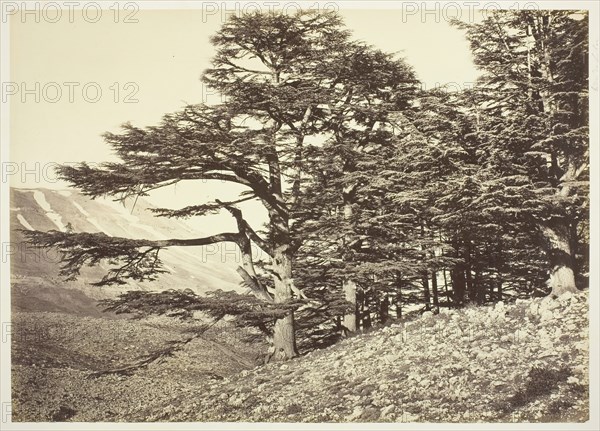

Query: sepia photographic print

[0,1,598,429]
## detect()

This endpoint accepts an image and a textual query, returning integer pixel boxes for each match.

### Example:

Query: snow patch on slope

[98,198,240,276]
[16,214,34,230]
[99,199,180,273]
[71,201,111,236]
[99,199,168,240]
[71,201,90,216]
[32,191,66,231]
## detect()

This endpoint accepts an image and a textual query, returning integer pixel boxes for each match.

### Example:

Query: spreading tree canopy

[23,9,589,362]
[453,10,589,296]
[24,10,418,360]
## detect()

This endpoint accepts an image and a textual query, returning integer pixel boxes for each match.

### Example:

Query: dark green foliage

[289,36,419,328]
[21,230,166,286]
[100,289,306,335]
[452,10,589,297]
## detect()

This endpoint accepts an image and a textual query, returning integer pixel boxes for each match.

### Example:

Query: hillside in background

[10,187,242,316]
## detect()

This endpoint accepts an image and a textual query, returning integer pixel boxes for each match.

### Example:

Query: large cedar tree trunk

[343,279,357,332]
[395,272,403,319]
[379,295,390,323]
[271,246,299,361]
[267,155,299,360]
[543,222,578,296]
[451,239,466,305]
[529,15,581,297]
[342,184,358,332]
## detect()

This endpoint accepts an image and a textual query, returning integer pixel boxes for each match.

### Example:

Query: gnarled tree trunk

[271,246,299,361]
[543,222,578,296]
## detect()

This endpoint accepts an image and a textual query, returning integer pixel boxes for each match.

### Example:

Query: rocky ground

[11,312,266,421]
[12,291,589,423]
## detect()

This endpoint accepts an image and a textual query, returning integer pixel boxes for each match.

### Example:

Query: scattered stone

[361,406,380,420]
[346,406,364,421]
[540,296,560,312]
[529,302,540,316]
[402,412,420,422]
[558,292,574,303]
[380,404,395,419]
[11,291,589,423]
[227,395,246,407]
[540,309,554,322]
[538,350,558,359]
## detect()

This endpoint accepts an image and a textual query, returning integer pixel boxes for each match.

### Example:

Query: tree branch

[152,195,257,219]
[216,199,271,255]
[237,266,273,302]
[22,230,244,286]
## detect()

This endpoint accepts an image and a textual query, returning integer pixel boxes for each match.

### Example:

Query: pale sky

[7,7,481,234]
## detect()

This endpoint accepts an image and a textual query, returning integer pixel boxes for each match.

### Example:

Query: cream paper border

[0,1,597,430]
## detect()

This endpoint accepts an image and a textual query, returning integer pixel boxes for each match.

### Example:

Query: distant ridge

[10,187,241,316]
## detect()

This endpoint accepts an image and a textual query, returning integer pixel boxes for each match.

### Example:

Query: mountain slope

[146,291,589,423]
[12,291,589,422]
[10,187,242,315]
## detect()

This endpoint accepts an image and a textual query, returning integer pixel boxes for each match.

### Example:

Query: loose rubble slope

[155,291,589,423]
[12,291,589,422]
